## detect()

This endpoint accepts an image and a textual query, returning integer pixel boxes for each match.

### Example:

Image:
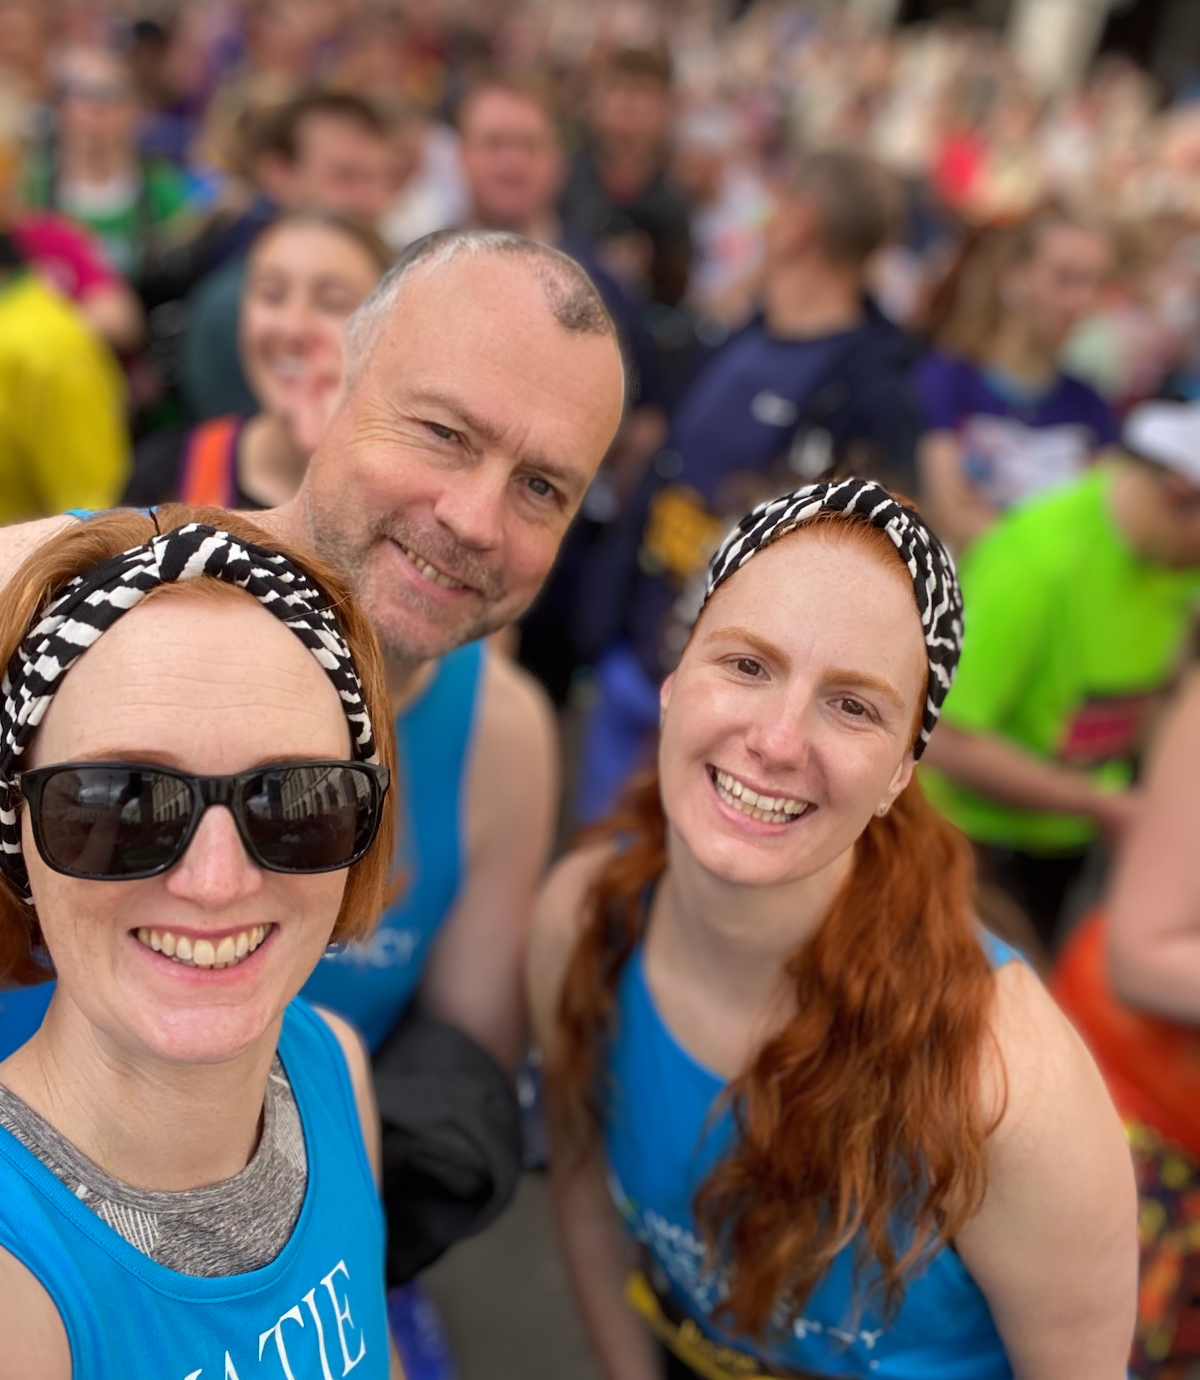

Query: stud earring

[875,803,891,817]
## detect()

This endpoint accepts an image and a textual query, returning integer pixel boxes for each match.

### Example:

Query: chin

[369,598,463,663]
[129,996,286,1068]
[678,825,807,889]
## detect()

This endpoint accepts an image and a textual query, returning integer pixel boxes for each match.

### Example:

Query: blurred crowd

[6,1,1200,501]
[5,0,1200,1376]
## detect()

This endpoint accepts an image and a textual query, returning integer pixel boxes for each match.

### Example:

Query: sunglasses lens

[37,767,192,878]
[241,765,378,871]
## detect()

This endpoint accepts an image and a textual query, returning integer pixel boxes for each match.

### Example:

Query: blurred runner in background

[921,402,1200,956]
[125,208,391,509]
[917,211,1117,553]
[1054,665,1200,1379]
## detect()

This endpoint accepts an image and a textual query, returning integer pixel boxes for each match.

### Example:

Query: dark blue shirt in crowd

[559,227,662,410]
[578,301,920,682]
[914,350,1117,512]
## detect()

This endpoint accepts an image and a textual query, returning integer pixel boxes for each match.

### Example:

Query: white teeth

[712,768,808,825]
[401,544,466,591]
[133,926,270,969]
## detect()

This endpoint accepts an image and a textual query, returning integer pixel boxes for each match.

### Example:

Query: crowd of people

[2,2,1200,1379]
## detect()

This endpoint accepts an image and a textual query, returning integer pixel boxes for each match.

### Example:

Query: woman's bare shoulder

[0,1244,71,1380]
[528,840,618,1047]
[982,956,1120,1140]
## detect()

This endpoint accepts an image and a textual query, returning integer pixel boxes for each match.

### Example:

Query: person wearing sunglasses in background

[0,506,403,1379]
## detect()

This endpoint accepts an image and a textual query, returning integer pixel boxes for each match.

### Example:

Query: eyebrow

[701,625,788,664]
[702,626,908,710]
[407,388,585,494]
[824,669,907,712]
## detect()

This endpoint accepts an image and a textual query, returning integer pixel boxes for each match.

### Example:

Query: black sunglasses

[17,760,391,882]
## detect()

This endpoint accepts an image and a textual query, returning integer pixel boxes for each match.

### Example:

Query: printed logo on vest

[181,1258,369,1378]
[324,927,423,971]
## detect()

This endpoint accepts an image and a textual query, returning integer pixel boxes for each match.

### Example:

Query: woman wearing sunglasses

[531,479,1137,1380]
[0,507,401,1378]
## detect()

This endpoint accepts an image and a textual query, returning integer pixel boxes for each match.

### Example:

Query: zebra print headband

[0,522,379,902]
[703,478,962,758]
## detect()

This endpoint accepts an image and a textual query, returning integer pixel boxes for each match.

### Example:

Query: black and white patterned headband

[703,477,962,758]
[0,522,380,901]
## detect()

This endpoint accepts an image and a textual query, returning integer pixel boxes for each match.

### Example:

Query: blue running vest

[301,641,485,1050]
[0,998,389,1379]
[605,932,1021,1380]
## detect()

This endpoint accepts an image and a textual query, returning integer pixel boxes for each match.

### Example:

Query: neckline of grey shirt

[0,1054,308,1277]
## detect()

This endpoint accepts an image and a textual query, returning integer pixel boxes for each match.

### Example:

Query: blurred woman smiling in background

[125,209,392,510]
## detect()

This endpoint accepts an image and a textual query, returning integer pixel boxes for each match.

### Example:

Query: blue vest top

[0,998,388,1379]
[605,933,1021,1379]
[301,641,485,1050]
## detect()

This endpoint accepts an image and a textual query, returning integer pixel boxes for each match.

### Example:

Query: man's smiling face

[305,253,625,663]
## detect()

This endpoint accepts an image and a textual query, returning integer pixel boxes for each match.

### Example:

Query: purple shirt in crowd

[915,350,1118,510]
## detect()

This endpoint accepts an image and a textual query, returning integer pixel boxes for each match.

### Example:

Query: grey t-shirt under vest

[0,1055,307,1277]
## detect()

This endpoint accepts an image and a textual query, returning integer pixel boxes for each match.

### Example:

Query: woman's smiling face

[658,527,929,889]
[21,588,353,1067]
[240,220,382,421]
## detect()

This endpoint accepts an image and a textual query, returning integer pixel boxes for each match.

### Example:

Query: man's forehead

[358,250,624,437]
[465,87,554,134]
[298,111,383,154]
[372,256,614,373]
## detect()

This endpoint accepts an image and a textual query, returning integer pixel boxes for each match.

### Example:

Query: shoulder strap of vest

[179,415,241,507]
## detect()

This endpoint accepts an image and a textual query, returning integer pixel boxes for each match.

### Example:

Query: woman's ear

[659,672,675,725]
[882,752,915,812]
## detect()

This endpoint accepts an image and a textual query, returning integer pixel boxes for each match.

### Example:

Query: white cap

[1122,401,1200,486]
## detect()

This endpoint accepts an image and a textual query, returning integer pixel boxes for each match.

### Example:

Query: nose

[431,460,507,554]
[273,297,321,352]
[742,693,816,772]
[163,806,263,910]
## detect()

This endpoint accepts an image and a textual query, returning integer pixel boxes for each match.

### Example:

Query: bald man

[1,229,626,1072]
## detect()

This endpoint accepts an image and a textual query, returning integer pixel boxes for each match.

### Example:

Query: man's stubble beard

[307,499,513,666]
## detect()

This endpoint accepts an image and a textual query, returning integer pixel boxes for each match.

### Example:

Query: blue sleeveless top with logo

[605,931,1021,1379]
[0,643,487,1061]
[301,640,485,1049]
[0,998,388,1379]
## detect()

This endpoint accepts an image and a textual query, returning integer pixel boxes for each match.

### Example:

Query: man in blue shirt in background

[575,149,922,822]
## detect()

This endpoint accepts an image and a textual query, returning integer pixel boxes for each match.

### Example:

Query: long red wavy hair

[552,518,1004,1338]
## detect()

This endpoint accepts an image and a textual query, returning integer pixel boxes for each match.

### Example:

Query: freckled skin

[658,534,929,891]
[23,594,353,1069]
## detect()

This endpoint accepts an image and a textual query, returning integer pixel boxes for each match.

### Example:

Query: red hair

[0,505,397,985]
[552,518,1003,1337]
